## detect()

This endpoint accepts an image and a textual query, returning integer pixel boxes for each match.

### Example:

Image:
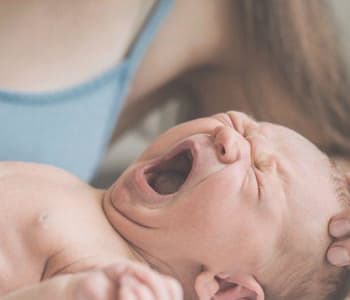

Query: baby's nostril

[215,143,226,156]
[221,146,226,155]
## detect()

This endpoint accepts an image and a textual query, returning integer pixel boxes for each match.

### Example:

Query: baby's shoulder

[0,161,84,187]
[0,161,102,267]
[0,162,130,290]
[0,162,94,289]
[0,161,92,232]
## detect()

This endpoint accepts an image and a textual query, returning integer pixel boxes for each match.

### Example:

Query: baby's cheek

[258,178,287,227]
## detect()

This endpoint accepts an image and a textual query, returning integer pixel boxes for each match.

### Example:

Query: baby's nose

[213,126,245,164]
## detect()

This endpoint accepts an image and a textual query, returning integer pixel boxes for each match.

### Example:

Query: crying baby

[0,111,349,300]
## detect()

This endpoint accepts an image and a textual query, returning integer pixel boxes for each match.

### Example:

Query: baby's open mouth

[144,148,193,195]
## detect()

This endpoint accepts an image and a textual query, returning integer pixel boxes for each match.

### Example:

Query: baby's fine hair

[264,161,350,300]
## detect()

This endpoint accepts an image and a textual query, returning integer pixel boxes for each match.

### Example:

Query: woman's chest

[0,0,153,92]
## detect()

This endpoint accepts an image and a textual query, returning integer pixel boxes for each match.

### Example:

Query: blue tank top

[0,0,173,182]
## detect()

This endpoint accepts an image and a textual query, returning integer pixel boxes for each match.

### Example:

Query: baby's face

[103,112,341,298]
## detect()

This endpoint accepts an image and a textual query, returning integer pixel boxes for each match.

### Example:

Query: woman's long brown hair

[236,0,350,155]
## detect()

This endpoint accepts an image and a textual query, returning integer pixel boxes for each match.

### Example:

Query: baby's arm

[2,262,182,300]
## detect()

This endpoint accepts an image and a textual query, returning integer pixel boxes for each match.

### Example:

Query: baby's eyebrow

[212,113,234,128]
[212,112,253,138]
[246,113,258,121]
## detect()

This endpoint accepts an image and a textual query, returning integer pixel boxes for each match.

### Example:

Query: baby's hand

[327,173,350,267]
[3,261,183,300]
[76,261,183,300]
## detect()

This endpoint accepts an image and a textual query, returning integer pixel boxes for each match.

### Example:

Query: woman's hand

[2,261,183,300]
[327,173,350,267]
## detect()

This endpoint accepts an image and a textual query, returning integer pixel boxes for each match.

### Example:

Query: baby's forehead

[270,124,326,166]
[284,161,342,243]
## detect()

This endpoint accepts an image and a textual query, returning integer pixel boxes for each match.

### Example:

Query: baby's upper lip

[144,138,197,177]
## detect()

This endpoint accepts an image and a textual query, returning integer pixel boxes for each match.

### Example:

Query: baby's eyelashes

[243,126,277,173]
[254,152,278,173]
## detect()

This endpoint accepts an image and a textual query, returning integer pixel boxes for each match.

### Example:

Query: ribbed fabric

[0,0,173,181]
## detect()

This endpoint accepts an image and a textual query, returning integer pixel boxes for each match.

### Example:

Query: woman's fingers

[329,214,350,238]
[327,243,350,267]
[327,172,350,267]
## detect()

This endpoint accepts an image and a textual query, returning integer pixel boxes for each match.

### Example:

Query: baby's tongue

[152,171,185,194]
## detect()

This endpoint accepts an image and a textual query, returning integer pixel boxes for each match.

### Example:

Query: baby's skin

[0,162,181,300]
[0,111,345,300]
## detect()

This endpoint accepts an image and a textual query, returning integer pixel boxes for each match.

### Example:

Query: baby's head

[260,161,350,300]
[103,111,350,299]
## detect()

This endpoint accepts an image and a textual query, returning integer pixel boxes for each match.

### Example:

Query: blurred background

[91,0,350,188]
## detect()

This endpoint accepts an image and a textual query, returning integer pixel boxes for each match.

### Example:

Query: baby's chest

[37,214,134,280]
[42,243,127,279]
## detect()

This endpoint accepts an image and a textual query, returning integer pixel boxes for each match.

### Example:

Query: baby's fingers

[104,262,183,300]
[119,275,154,300]
[118,273,182,300]
[164,276,183,300]
[126,270,180,300]
[106,263,168,299]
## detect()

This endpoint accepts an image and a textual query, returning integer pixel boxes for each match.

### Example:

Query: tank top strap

[124,0,173,79]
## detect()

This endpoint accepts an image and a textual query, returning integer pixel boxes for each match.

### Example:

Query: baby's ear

[194,271,264,300]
